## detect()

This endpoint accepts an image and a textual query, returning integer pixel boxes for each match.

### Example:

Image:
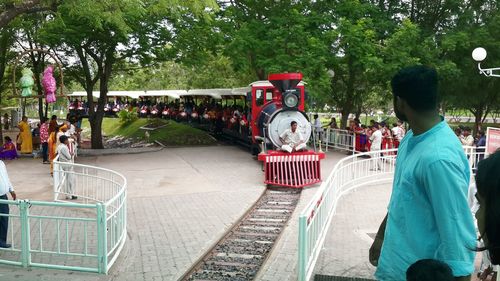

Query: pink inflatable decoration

[42,65,57,103]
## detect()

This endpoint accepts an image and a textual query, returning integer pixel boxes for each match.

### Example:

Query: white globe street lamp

[472,47,500,77]
[472,47,487,62]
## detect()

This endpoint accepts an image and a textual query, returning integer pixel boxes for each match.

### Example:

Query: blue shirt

[375,119,476,280]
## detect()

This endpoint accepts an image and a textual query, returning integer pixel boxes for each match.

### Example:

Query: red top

[40,123,49,143]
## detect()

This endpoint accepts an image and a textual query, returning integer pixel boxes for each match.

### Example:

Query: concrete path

[312,183,390,279]
[0,145,265,281]
[1,147,486,281]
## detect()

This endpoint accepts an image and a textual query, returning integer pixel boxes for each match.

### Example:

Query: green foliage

[117,109,138,125]
[147,120,217,146]
[108,55,248,91]
[2,0,500,138]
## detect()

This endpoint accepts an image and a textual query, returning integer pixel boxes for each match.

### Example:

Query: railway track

[180,188,301,281]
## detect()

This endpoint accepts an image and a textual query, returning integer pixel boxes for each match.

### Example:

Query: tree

[40,0,217,148]
[0,0,59,29]
[314,0,386,128]
[0,27,15,145]
[12,13,60,120]
[171,0,332,100]
[439,2,500,133]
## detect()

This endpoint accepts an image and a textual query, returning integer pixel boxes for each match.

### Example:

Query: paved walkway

[312,183,390,279]
[1,147,487,281]
[0,145,266,280]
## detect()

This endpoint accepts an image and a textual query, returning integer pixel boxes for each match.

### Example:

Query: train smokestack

[268,73,303,92]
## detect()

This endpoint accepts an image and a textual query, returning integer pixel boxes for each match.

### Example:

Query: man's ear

[396,96,406,111]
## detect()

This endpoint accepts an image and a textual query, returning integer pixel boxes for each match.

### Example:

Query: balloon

[42,66,57,103]
[19,68,34,97]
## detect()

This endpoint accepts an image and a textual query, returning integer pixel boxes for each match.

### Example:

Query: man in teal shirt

[369,66,476,280]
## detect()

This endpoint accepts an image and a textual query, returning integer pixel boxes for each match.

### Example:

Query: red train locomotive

[249,73,325,188]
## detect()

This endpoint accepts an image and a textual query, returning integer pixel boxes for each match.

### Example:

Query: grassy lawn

[81,118,217,146]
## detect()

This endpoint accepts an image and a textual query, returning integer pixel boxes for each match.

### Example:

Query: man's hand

[9,191,16,200]
[369,237,383,266]
[369,214,388,266]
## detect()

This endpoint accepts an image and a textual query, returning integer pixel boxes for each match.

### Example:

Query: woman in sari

[17,116,32,154]
[0,137,17,160]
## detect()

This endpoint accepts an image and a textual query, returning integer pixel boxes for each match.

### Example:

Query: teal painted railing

[0,157,127,274]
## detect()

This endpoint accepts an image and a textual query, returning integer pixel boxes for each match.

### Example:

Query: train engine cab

[252,73,325,188]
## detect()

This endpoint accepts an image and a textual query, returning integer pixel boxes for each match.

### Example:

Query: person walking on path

[369,65,476,281]
[0,160,16,248]
[17,116,32,154]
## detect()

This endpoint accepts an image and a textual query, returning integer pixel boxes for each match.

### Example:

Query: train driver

[279,121,306,153]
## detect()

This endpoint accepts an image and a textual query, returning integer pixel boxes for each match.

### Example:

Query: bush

[117,109,138,125]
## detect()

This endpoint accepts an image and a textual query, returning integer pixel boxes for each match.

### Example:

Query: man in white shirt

[460,127,474,146]
[57,135,76,200]
[280,121,306,153]
[370,123,383,170]
[0,160,16,248]
[370,123,383,151]
[313,114,323,141]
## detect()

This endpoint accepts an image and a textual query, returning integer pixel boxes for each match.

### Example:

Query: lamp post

[472,47,500,77]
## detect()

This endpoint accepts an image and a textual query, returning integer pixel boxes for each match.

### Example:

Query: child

[406,259,454,281]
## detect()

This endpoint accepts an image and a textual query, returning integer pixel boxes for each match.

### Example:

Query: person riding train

[279,121,307,153]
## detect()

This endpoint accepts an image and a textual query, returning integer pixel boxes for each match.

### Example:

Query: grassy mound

[82,118,217,146]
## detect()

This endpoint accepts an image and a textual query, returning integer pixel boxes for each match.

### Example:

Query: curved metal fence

[0,157,127,274]
[298,146,486,281]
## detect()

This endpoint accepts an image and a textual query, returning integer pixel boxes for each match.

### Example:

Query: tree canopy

[0,0,499,146]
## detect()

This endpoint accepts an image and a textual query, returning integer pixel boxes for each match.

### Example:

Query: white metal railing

[463,145,486,175]
[323,128,356,154]
[298,146,486,281]
[298,149,397,281]
[0,155,126,274]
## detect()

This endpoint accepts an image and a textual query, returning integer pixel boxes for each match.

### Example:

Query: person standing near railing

[325,117,338,130]
[369,65,476,281]
[0,160,17,248]
[391,121,405,149]
[369,123,382,170]
[57,135,76,200]
[313,114,323,142]
[460,127,475,147]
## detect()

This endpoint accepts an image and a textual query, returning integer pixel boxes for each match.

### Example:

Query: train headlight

[284,93,299,108]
